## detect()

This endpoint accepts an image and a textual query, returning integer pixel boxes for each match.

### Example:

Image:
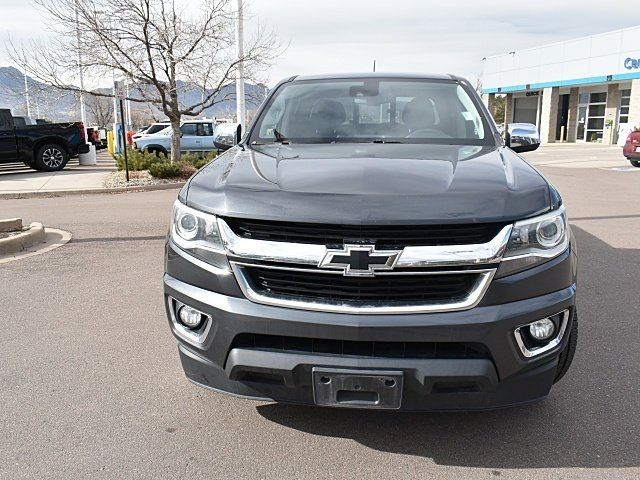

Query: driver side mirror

[505,123,541,153]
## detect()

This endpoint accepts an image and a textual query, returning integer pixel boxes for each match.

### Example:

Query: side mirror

[506,123,541,153]
[213,123,241,151]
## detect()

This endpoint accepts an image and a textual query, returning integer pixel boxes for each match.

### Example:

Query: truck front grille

[229,333,491,360]
[243,266,478,305]
[224,217,506,248]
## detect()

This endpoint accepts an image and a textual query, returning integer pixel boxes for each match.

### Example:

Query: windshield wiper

[273,128,290,144]
[371,139,403,144]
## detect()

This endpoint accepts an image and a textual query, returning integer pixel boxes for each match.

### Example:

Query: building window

[577,91,607,142]
[619,89,631,125]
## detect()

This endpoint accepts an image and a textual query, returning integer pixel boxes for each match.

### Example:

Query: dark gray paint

[185,143,551,224]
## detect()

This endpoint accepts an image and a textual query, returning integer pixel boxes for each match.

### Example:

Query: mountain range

[0,66,267,124]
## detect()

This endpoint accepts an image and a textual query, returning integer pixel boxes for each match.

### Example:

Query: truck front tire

[34,143,69,171]
[630,160,640,168]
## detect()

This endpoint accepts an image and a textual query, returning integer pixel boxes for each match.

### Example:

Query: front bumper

[163,241,577,411]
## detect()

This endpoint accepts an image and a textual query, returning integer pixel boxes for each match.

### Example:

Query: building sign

[525,91,540,97]
[624,57,640,70]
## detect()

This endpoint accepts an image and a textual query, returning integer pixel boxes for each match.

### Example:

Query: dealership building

[482,25,640,145]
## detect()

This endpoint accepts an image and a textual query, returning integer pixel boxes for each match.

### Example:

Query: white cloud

[1,0,638,87]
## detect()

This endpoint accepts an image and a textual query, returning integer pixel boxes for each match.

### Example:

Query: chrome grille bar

[219,219,512,268]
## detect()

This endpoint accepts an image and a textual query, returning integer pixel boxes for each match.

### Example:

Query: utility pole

[23,67,31,117]
[235,0,246,132]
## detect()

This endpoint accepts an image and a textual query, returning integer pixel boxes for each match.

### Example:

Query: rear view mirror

[506,123,541,153]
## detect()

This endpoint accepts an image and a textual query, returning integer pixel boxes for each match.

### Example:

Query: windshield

[146,124,169,134]
[250,78,493,146]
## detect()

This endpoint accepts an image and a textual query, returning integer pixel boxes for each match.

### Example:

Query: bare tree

[85,94,113,127]
[130,105,161,129]
[8,0,278,160]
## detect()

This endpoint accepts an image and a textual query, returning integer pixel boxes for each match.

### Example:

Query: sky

[1,0,639,87]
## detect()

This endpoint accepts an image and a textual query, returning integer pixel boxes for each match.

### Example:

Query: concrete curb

[0,222,46,255]
[0,228,72,264]
[0,218,22,232]
[0,181,185,199]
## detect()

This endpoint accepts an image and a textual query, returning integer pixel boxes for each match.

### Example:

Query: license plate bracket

[312,368,403,409]
[635,146,640,153]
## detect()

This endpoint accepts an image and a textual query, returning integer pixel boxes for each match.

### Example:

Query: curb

[0,181,185,200]
[0,218,22,232]
[0,222,46,255]
[0,227,72,264]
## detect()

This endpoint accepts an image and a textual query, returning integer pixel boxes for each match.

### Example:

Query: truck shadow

[256,226,640,469]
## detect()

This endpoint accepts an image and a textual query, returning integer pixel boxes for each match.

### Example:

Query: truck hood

[185,143,550,224]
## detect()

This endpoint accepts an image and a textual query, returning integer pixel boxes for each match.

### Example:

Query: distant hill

[0,66,267,124]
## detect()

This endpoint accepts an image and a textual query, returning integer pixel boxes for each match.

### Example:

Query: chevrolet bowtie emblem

[318,244,402,276]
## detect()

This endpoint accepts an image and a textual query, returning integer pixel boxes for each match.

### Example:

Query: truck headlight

[498,206,569,276]
[171,200,225,263]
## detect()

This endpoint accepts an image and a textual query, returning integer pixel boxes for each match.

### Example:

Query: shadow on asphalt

[256,227,640,469]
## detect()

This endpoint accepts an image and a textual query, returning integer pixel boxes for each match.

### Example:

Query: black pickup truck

[0,108,90,171]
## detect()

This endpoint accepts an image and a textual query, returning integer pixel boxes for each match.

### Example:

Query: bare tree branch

[6,0,280,161]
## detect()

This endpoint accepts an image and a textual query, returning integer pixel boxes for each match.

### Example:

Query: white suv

[133,120,217,155]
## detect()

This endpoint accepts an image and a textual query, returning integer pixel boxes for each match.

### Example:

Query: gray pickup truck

[0,108,89,171]
[163,73,577,411]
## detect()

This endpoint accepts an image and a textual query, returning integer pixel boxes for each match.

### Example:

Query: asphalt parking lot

[1,145,639,479]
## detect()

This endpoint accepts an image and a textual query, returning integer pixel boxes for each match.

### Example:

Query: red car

[623,130,640,167]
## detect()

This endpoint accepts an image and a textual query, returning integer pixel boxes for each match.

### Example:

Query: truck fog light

[528,318,555,341]
[178,305,205,329]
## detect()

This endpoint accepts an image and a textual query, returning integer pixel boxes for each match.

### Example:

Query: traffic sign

[114,80,126,101]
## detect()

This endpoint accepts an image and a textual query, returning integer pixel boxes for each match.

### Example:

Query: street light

[235,0,246,132]
[75,0,86,126]
[23,66,31,118]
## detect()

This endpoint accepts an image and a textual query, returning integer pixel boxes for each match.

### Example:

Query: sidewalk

[0,150,116,194]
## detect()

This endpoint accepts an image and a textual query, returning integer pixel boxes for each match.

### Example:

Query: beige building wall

[566,88,579,142]
[504,94,513,126]
[539,87,559,143]
[604,84,620,145]
[629,79,640,128]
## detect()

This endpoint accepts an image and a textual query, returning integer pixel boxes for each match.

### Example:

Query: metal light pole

[125,81,132,129]
[23,67,31,117]
[75,1,86,126]
[235,0,246,132]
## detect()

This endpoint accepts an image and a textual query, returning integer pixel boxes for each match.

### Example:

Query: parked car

[11,115,37,126]
[87,126,108,150]
[134,119,218,155]
[163,73,577,411]
[0,108,89,171]
[132,122,170,141]
[622,128,640,167]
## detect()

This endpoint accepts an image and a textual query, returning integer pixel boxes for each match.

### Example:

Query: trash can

[79,143,97,166]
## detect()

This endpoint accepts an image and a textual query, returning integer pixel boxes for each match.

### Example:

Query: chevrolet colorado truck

[163,73,578,411]
[0,108,89,171]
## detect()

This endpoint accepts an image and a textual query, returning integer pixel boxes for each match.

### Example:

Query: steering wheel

[406,128,447,138]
